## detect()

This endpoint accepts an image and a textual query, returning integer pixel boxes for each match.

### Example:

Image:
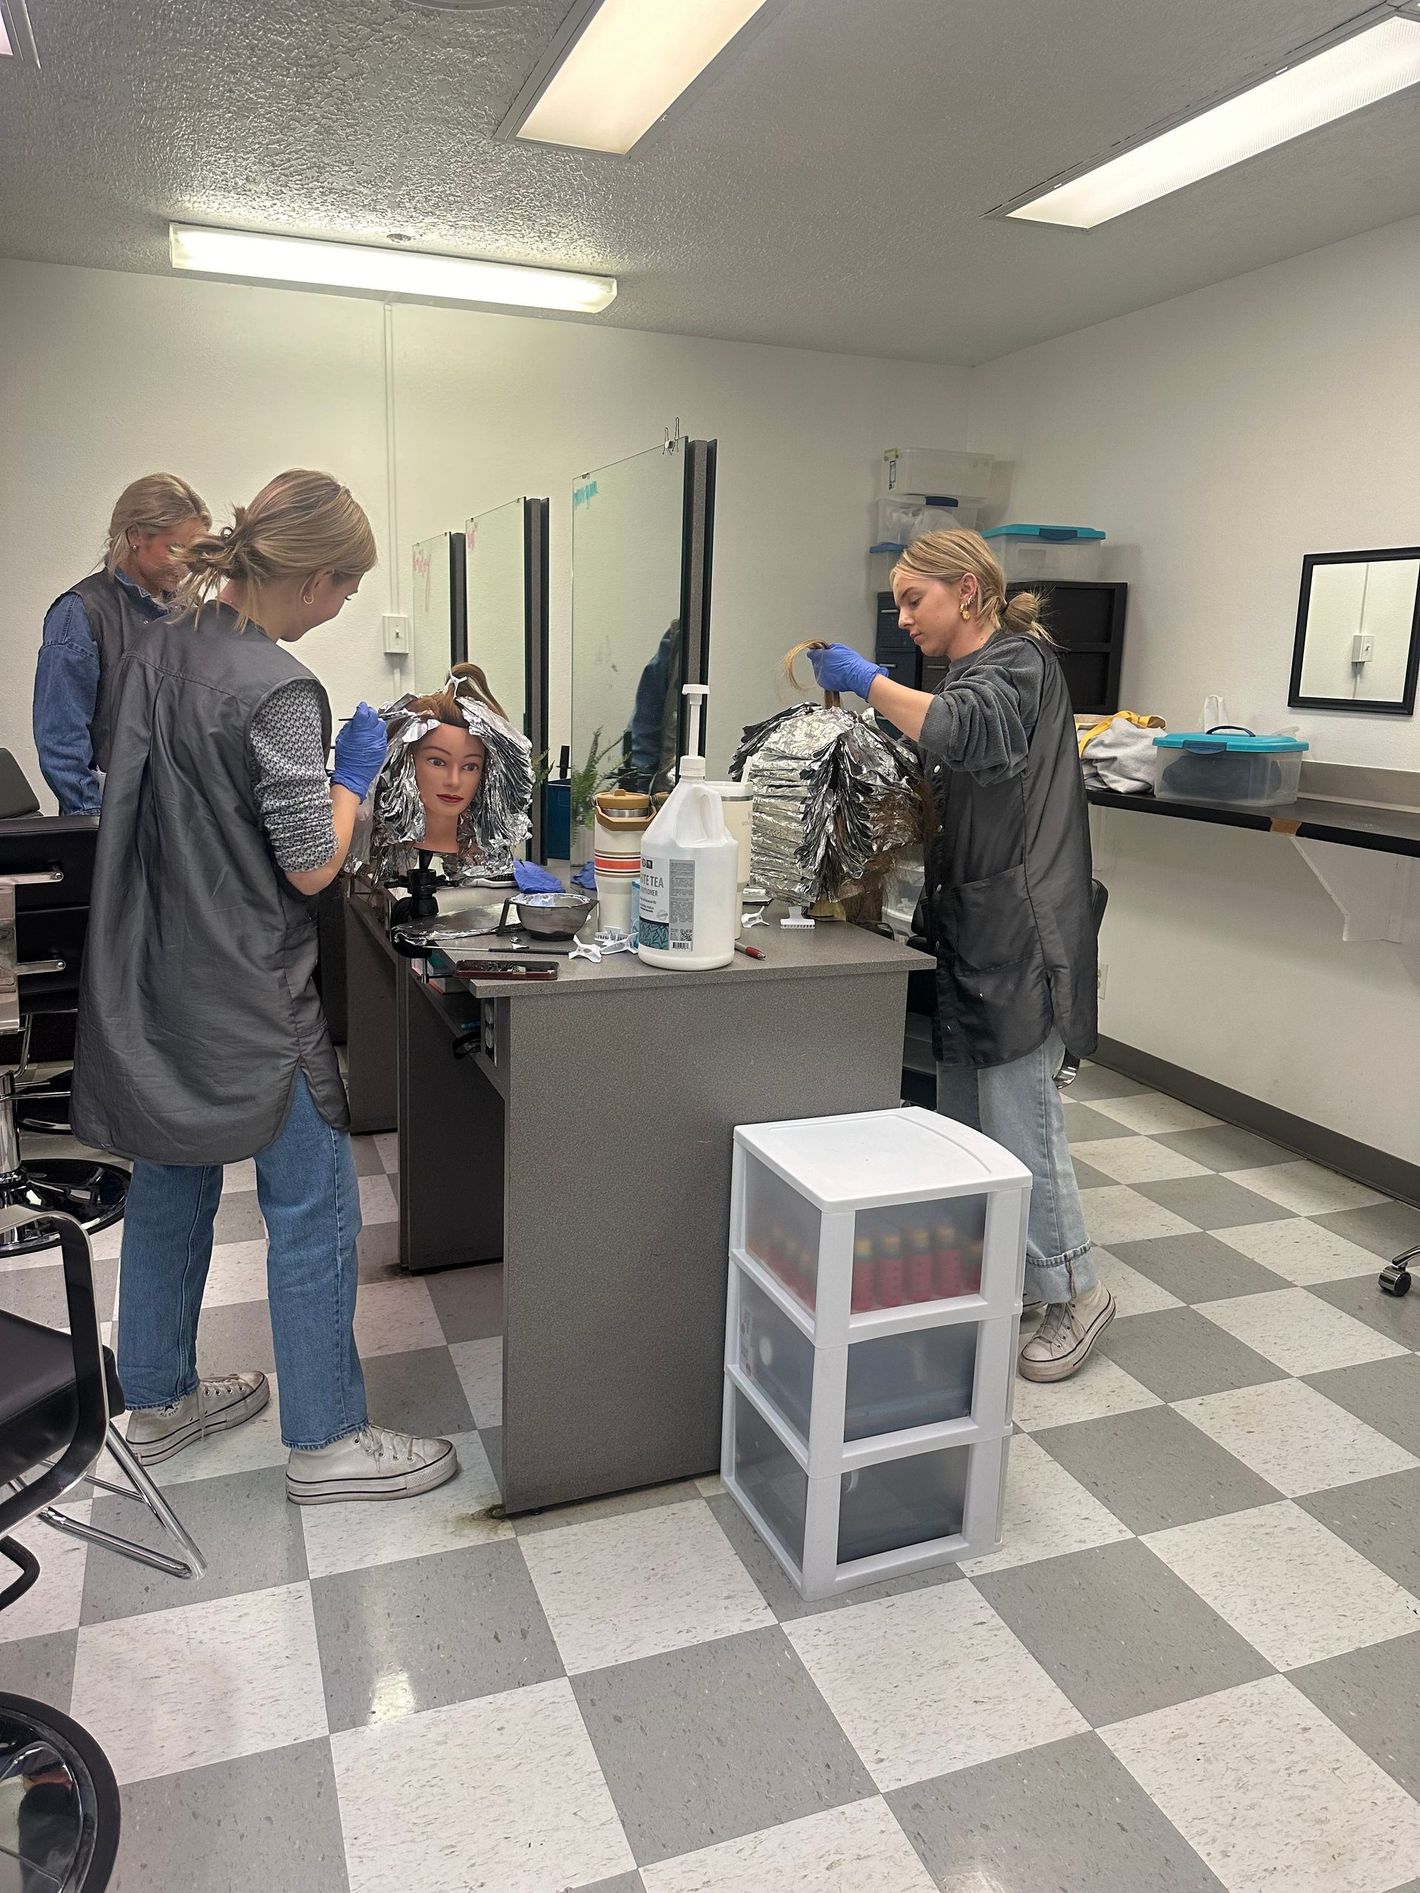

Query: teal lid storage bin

[1153,729,1308,809]
[982,525,1105,583]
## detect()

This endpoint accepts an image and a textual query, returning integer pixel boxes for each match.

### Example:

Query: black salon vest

[72,604,349,1163]
[50,572,158,774]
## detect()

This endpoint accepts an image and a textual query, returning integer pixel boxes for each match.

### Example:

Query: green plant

[569,728,623,831]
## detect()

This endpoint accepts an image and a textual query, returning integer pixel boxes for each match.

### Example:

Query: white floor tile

[1071,1136,1210,1184]
[1176,1377,1419,1498]
[642,1797,935,1893]
[1091,1244,1183,1317]
[222,1158,258,1193]
[332,1678,635,1893]
[299,1432,511,1579]
[784,1583,1086,1792]
[1143,1501,1420,1670]
[520,1499,773,1674]
[1212,1218,1387,1287]
[373,1133,399,1174]
[70,1581,327,1784]
[356,1173,398,1225]
[695,1473,727,1498]
[352,1276,444,1357]
[1078,1186,1199,1246]
[960,1434,1133,1576]
[449,1335,503,1428]
[1087,1094,1220,1136]
[0,1505,90,1642]
[86,1220,127,1262]
[1197,1286,1407,1376]
[1225,1161,1388,1217]
[1011,1354,1161,1434]
[1103,1673,1420,1893]
[200,1238,270,1308]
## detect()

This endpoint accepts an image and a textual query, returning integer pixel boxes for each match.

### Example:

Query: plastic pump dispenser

[637,685,739,970]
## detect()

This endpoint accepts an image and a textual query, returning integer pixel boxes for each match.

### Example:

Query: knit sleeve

[248,680,338,872]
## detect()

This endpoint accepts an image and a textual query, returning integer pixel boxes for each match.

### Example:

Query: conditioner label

[639,854,697,951]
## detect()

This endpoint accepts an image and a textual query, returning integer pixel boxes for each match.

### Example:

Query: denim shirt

[32,568,165,814]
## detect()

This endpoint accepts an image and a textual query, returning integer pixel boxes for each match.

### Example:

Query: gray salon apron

[51,572,160,774]
[72,602,349,1164]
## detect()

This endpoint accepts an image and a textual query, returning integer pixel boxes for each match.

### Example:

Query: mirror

[411,532,466,695]
[570,439,716,806]
[466,497,550,857]
[1290,546,1420,715]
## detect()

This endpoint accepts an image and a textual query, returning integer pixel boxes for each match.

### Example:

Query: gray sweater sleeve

[918,636,1047,785]
[248,679,338,871]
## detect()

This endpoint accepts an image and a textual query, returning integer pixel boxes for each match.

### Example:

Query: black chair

[1,812,128,1258]
[1,1201,207,1891]
[0,751,76,1135]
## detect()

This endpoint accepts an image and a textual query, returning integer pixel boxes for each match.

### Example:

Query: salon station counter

[342,881,928,1513]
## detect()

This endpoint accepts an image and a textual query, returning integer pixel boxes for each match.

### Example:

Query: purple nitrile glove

[808,644,886,700]
[331,703,388,799]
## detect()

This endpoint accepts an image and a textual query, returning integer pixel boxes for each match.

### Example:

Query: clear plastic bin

[736,1271,813,1440]
[1153,732,1307,809]
[853,1196,987,1312]
[984,525,1104,584]
[882,449,995,505]
[743,1154,820,1309]
[729,1384,807,1567]
[844,1321,979,1441]
[873,497,979,550]
[838,1443,970,1564]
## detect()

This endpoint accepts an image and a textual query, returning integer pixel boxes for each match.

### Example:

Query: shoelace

[202,1373,254,1402]
[355,1425,424,1466]
[1033,1302,1081,1349]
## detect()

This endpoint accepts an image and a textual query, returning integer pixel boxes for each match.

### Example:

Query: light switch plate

[382,612,413,657]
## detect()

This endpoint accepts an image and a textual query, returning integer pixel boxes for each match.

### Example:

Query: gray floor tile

[1292,1631,1420,1801]
[974,1538,1273,1725]
[1154,1124,1298,1172]
[1305,1355,1420,1459]
[1034,1404,1280,1535]
[1100,1306,1286,1402]
[1061,1100,1129,1141]
[1313,1200,1420,1260]
[312,1540,561,1733]
[1067,1066,1152,1103]
[349,1135,384,1177]
[356,1220,402,1282]
[482,1422,503,1492]
[80,1464,305,1624]
[425,1261,504,1343]
[515,1479,704,1538]
[1108,1231,1286,1304]
[0,1629,77,1710]
[888,1730,1226,1893]
[0,1254,120,1329]
[707,1490,963,1622]
[1072,1158,1112,1190]
[110,1737,349,1893]
[1136,1176,1293,1230]
[196,1296,277,1376]
[574,1626,874,1867]
[211,1192,267,1245]
[360,1344,475,1435]
[1309,1271,1420,1351]
[1299,1468,1420,1596]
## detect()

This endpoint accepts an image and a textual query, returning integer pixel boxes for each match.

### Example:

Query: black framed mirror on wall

[1289,546,1420,716]
[464,497,551,860]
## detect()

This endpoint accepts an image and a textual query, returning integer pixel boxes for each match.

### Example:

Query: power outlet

[1097,962,1109,1002]
[382,612,412,658]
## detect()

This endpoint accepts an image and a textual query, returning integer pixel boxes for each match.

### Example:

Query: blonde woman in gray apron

[810,529,1111,1383]
[73,470,458,1504]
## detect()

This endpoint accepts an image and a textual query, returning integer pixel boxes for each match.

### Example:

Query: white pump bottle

[637,685,740,971]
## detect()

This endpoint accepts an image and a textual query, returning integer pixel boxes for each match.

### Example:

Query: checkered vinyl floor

[5,1067,1420,1893]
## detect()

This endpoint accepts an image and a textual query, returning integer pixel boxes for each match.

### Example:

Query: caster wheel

[1378,1265,1412,1298]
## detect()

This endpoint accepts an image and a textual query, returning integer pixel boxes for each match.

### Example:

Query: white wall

[0,256,968,800]
[968,217,1420,1163]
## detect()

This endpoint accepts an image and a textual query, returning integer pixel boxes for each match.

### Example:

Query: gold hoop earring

[302,589,316,606]
[962,602,973,621]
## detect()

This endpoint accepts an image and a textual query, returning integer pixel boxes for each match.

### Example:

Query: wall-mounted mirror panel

[1290,546,1420,716]
[466,497,550,859]
[411,531,466,695]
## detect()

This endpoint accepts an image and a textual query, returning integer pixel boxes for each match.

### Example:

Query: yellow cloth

[1075,710,1165,758]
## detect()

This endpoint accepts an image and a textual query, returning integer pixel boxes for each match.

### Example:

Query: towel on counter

[1077,712,1166,794]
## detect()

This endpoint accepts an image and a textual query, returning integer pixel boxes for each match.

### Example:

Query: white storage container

[1153,731,1308,809]
[723,1107,1030,1600]
[882,449,995,505]
[873,496,979,552]
[983,524,1105,583]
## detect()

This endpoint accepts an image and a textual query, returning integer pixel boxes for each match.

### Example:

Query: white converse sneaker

[1017,1284,1116,1383]
[125,1371,270,1465]
[285,1424,458,1505]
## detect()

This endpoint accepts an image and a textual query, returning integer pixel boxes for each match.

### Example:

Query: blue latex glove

[809,644,886,700]
[572,860,597,892]
[513,859,565,893]
[331,703,388,799]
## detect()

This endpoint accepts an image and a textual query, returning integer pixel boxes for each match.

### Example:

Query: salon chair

[1,811,128,1258]
[0,752,76,1134]
[1,1201,208,1891]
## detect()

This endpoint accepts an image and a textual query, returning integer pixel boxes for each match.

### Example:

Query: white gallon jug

[638,687,739,971]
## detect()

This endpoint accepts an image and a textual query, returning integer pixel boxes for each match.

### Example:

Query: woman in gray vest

[32,473,211,814]
[809,529,1111,1383]
[73,469,458,1505]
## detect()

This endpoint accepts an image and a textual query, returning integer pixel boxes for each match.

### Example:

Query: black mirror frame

[1288,546,1420,716]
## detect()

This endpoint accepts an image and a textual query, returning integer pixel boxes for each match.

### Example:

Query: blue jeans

[116,1075,368,1449]
[937,1031,1096,1305]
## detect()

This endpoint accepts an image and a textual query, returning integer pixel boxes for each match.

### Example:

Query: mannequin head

[412,723,488,852]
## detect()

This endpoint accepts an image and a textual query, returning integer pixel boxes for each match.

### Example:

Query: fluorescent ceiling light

[508,0,772,155]
[1008,12,1420,229]
[168,225,617,313]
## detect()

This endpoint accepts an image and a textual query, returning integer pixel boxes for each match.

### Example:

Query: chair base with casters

[17,1063,74,1136]
[0,1022,127,1261]
[1379,1244,1416,1298]
[1,1203,207,1892]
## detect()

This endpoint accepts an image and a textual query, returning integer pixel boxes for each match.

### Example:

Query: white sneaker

[1018,1284,1116,1382]
[286,1424,458,1505]
[125,1371,270,1465]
